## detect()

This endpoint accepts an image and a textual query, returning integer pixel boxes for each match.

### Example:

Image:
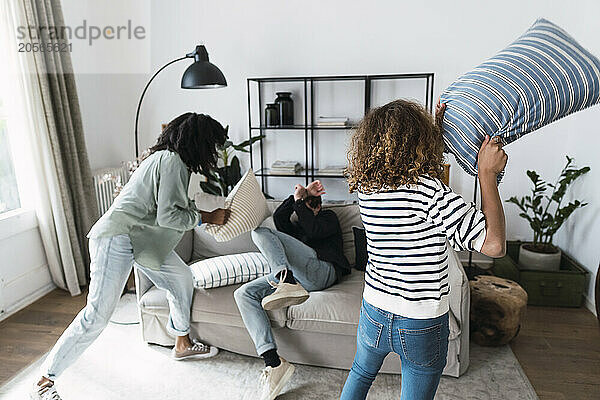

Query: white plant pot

[518,243,562,271]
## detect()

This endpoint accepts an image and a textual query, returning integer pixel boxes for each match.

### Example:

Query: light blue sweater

[88,150,200,269]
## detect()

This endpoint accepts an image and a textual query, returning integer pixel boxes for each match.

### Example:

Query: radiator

[92,165,129,216]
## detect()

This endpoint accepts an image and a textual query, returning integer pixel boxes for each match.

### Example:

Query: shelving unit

[247,73,434,198]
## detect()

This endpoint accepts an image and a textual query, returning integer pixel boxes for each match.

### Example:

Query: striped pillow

[190,253,270,289]
[204,169,270,242]
[441,18,600,178]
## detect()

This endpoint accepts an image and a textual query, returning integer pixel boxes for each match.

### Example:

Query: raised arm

[273,194,297,235]
[477,135,508,257]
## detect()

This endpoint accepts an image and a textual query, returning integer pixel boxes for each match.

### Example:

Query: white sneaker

[171,338,219,360]
[262,270,309,310]
[259,357,295,400]
[30,382,62,400]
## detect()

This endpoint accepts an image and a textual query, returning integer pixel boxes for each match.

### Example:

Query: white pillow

[205,170,269,242]
[190,252,270,289]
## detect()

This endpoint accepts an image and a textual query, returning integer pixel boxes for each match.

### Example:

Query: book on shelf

[270,160,303,175]
[316,116,349,127]
[317,165,347,175]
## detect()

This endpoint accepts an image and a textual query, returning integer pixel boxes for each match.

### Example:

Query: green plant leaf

[519,212,532,223]
[526,170,539,184]
[200,181,222,196]
[226,156,242,187]
[217,140,233,151]
[232,135,265,152]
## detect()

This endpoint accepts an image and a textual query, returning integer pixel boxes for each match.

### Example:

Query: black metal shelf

[312,174,346,178]
[254,168,346,179]
[248,73,433,83]
[254,168,306,177]
[247,73,434,196]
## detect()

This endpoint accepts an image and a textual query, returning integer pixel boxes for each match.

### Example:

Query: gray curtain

[21,0,98,292]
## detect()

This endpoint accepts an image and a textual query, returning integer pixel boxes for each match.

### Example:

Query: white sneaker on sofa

[262,270,309,310]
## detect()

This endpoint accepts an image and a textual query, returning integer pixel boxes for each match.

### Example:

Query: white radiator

[92,165,129,216]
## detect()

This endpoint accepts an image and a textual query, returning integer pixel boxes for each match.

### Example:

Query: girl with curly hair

[32,113,230,400]
[341,99,508,400]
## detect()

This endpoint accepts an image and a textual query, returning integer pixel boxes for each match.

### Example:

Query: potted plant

[199,134,264,196]
[506,156,590,271]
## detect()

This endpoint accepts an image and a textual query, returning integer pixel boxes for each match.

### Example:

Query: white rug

[0,296,538,400]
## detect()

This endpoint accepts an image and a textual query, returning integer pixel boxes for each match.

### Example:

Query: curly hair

[346,99,445,193]
[147,112,228,175]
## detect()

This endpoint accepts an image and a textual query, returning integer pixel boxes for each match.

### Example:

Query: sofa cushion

[328,203,363,267]
[286,271,460,340]
[173,230,194,263]
[286,271,365,335]
[352,227,367,271]
[139,284,287,329]
[192,226,259,261]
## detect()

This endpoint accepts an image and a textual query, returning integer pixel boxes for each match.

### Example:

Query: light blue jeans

[340,299,449,400]
[234,227,337,355]
[41,234,193,379]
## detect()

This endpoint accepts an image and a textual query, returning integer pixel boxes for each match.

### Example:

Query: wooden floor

[0,289,87,385]
[509,305,600,400]
[0,289,599,399]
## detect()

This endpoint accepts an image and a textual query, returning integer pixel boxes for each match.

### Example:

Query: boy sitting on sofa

[234,180,350,400]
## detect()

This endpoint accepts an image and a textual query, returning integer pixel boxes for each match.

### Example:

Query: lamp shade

[181,45,227,89]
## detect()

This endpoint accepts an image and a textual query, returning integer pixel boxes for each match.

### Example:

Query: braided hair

[147,113,228,175]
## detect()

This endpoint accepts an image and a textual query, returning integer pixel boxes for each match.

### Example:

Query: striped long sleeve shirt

[359,176,486,319]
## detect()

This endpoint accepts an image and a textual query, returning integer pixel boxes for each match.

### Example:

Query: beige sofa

[134,202,471,377]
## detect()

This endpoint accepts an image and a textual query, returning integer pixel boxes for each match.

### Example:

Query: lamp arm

[134,56,188,158]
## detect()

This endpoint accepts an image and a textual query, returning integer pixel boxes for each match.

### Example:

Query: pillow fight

[32,18,600,400]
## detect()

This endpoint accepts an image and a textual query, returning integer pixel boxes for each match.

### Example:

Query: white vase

[518,243,562,271]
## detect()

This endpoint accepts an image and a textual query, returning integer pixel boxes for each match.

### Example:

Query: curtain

[0,0,98,296]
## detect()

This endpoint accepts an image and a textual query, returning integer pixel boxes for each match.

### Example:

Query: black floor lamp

[133,45,227,158]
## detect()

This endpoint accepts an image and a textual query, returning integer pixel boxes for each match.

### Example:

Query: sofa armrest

[446,243,469,332]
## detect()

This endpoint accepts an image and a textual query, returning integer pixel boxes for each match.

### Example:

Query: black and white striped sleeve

[427,182,486,252]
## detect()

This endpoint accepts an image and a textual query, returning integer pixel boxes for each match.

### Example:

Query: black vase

[265,103,279,126]
[275,92,294,126]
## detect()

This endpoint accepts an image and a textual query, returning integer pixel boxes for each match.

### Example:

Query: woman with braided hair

[31,113,230,400]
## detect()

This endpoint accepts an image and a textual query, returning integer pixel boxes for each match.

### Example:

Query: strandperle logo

[17,19,146,46]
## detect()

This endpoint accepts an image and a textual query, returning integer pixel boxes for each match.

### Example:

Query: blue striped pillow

[440,18,600,178]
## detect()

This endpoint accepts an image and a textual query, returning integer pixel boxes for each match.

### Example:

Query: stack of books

[317,165,346,176]
[316,116,349,127]
[270,161,303,175]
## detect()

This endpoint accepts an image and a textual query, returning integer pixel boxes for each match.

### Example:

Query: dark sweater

[273,195,351,281]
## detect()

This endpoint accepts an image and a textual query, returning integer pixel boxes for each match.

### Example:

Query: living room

[0,0,599,399]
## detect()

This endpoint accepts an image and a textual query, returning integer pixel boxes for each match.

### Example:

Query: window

[0,97,20,214]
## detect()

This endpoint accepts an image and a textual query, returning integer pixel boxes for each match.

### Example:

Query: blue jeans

[41,234,193,379]
[340,300,449,400]
[234,227,337,355]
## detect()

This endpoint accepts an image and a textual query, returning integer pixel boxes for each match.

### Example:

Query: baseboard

[583,293,597,317]
[0,282,56,322]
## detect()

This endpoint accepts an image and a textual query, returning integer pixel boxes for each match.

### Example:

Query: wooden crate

[492,241,588,307]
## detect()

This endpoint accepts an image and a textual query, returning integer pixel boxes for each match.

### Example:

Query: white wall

[0,210,54,321]
[64,0,600,311]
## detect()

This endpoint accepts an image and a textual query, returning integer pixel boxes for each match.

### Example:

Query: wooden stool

[470,275,528,346]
